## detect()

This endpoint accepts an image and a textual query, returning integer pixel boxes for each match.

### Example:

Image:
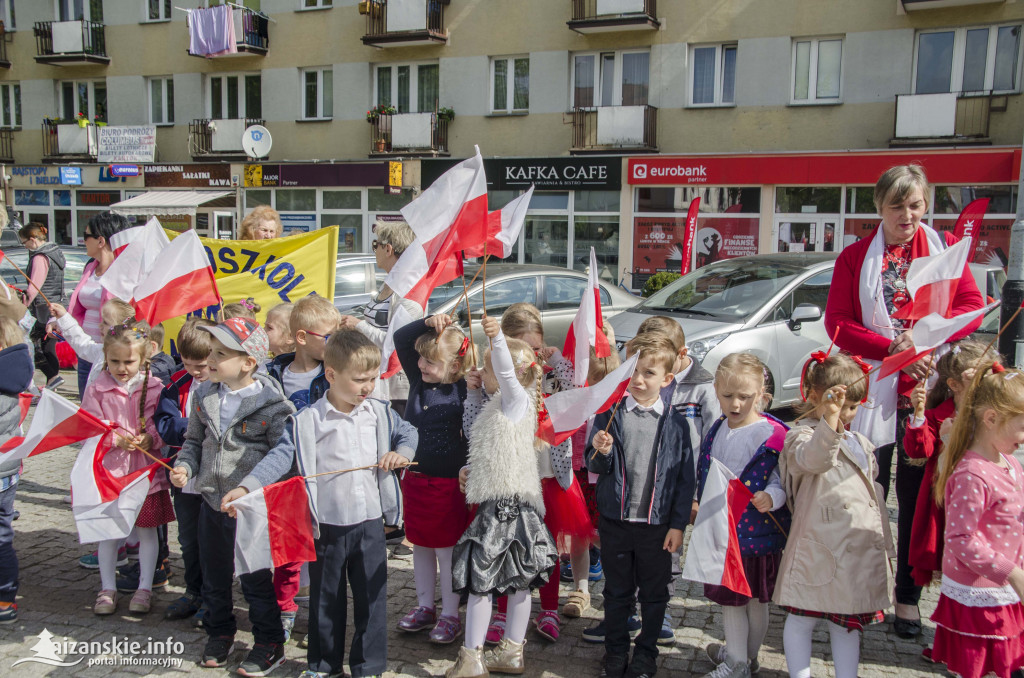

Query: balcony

[901,0,1005,11]
[361,0,448,48]
[42,120,98,162]
[890,92,999,146]
[570,105,657,154]
[568,0,659,33]
[0,129,13,163]
[368,112,449,157]
[0,25,10,68]
[33,20,108,65]
[189,118,265,160]
[187,6,269,58]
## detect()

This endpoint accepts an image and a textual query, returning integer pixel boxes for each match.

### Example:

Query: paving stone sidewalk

[0,377,949,677]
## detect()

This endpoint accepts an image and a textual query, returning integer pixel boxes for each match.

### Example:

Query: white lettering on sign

[98,125,157,163]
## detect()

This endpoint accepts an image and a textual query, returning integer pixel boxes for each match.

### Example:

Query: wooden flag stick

[846,362,881,392]
[587,396,627,464]
[481,241,489,317]
[458,257,488,323]
[4,253,53,307]
[460,268,477,348]
[305,461,416,480]
[112,430,174,472]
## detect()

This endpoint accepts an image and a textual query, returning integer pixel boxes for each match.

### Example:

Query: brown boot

[484,638,525,675]
[446,645,489,678]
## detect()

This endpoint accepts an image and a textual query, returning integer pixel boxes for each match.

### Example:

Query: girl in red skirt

[931,363,1024,678]
[83,319,172,616]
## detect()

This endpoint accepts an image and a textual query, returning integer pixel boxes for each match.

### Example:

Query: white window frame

[0,83,20,128]
[373,61,439,114]
[570,49,650,109]
[790,37,844,105]
[913,24,1024,95]
[489,55,530,114]
[207,73,260,120]
[298,0,332,9]
[55,0,95,22]
[0,0,16,30]
[300,67,333,120]
[59,79,105,122]
[144,0,172,22]
[688,43,737,107]
[148,76,174,125]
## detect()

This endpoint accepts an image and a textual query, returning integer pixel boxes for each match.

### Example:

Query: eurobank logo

[632,163,648,180]
[630,160,709,183]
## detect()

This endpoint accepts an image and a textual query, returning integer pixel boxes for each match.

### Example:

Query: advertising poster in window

[933,218,1013,268]
[632,215,759,275]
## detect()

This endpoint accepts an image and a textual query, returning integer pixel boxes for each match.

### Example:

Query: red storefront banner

[633,215,759,276]
[628,148,1021,186]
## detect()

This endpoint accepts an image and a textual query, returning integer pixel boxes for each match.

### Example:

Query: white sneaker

[706,643,759,675]
[704,658,751,678]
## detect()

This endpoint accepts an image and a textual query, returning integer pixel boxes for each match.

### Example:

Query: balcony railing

[362,0,448,47]
[33,20,108,64]
[571,105,657,153]
[891,91,997,145]
[0,129,13,163]
[901,0,1005,11]
[568,0,659,33]
[0,25,10,68]
[369,112,449,157]
[189,118,265,159]
[41,120,98,162]
[188,6,269,58]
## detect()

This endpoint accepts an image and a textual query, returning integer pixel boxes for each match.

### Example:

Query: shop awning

[109,190,235,218]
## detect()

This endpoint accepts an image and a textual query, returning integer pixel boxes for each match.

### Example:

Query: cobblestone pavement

[0,376,949,677]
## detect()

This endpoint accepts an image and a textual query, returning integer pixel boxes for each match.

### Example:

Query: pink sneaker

[429,614,463,644]
[485,612,506,646]
[534,610,560,642]
[397,606,436,632]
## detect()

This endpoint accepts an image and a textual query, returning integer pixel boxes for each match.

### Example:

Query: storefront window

[934,185,1017,214]
[368,188,414,212]
[246,190,272,208]
[524,216,568,267]
[275,189,315,212]
[488,190,519,211]
[845,186,876,214]
[636,186,760,214]
[529,192,569,211]
[574,216,619,281]
[323,190,360,210]
[775,187,841,213]
[574,191,620,212]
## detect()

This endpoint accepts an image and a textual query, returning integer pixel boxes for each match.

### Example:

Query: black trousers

[31,325,59,381]
[198,503,284,644]
[599,517,671,660]
[172,489,203,597]
[308,520,388,677]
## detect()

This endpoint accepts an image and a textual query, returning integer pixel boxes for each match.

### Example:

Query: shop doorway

[774,216,837,253]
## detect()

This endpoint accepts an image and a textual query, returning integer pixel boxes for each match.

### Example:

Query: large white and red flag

[681,458,753,596]
[891,237,972,321]
[879,302,997,380]
[108,223,148,256]
[133,230,220,327]
[379,303,417,379]
[538,353,638,446]
[228,476,317,575]
[0,390,110,464]
[953,198,990,262]
[71,435,164,543]
[463,185,534,259]
[100,217,171,301]
[384,149,488,309]
[563,247,612,386]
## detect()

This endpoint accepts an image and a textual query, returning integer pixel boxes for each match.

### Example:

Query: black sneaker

[602,654,629,678]
[384,526,406,544]
[165,593,201,620]
[0,602,17,624]
[237,642,285,677]
[192,604,208,628]
[627,652,658,678]
[117,561,169,593]
[200,635,234,668]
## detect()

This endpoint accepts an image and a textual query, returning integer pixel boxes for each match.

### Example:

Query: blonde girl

[219,297,261,322]
[264,303,295,356]
[929,363,1024,678]
[83,320,170,616]
[775,353,893,678]
[700,353,790,678]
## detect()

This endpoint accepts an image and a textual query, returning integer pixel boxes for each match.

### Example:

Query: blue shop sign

[59,167,82,185]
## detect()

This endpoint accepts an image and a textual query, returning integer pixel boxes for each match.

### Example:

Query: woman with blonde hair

[239,205,283,240]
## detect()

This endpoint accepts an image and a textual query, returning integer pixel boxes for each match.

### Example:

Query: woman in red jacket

[823,164,983,640]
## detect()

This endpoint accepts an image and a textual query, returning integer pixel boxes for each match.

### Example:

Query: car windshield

[640,259,808,320]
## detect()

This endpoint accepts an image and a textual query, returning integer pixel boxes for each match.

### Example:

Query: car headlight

[688,333,728,362]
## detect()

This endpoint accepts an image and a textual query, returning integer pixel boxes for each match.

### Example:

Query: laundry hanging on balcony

[187,4,237,57]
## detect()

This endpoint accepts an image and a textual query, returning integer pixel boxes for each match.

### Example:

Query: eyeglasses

[305,329,331,341]
[83,232,97,240]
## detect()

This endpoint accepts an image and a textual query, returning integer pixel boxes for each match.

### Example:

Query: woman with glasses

[18,222,66,391]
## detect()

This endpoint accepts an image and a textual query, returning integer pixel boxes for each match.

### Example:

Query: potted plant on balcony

[75,112,92,128]
[94,115,106,127]
[366,103,397,123]
[437,106,455,123]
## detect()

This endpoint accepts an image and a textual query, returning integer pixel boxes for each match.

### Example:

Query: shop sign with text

[422,157,622,191]
[145,164,232,188]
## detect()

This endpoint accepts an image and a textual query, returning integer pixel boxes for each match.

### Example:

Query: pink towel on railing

[188,5,236,57]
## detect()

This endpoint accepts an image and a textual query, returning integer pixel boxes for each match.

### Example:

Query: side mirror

[788,304,822,331]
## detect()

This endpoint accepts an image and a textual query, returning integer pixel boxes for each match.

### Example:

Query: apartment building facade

[0,0,1020,286]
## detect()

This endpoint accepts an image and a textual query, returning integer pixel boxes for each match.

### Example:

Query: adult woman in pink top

[19,223,66,390]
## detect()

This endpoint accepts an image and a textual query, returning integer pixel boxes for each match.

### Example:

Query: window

[374,62,439,113]
[300,0,332,7]
[462,278,537,320]
[208,74,261,120]
[301,68,333,120]
[572,50,649,108]
[61,79,106,122]
[149,77,174,125]
[146,0,171,21]
[490,56,529,113]
[690,44,737,106]
[0,0,15,30]
[0,83,21,128]
[792,38,842,103]
[915,25,1022,94]
[58,0,102,22]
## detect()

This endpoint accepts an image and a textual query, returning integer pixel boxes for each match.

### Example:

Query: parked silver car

[334,254,386,312]
[0,246,91,293]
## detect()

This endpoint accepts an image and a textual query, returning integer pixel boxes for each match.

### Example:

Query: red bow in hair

[457,336,470,357]
[798,351,829,402]
[849,355,872,402]
[992,362,1005,373]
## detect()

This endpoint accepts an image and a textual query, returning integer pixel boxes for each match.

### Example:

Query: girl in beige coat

[775,354,895,678]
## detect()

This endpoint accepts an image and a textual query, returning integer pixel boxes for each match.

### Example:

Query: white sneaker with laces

[704,658,751,678]
[706,643,760,675]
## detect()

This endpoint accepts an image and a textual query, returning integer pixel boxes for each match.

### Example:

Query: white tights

[413,546,460,618]
[570,539,589,593]
[464,590,531,649]
[98,528,158,592]
[783,614,861,678]
[721,601,770,665]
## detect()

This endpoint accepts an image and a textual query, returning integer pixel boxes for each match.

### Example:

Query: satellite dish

[242,125,272,159]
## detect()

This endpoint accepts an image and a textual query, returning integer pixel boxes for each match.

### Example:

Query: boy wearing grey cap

[171,317,296,677]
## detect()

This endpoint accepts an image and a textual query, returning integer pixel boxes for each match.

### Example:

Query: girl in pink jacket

[83,319,170,617]
[931,363,1024,678]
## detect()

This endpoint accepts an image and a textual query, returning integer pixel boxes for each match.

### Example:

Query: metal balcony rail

[189,118,265,155]
[369,112,449,155]
[571,105,657,151]
[238,7,269,51]
[33,20,107,59]
[0,129,13,162]
[571,0,656,20]
[364,0,446,38]
[893,90,994,140]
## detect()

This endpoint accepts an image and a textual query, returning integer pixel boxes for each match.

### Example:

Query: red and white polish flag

[70,435,163,543]
[379,302,417,379]
[563,247,612,386]
[681,458,754,597]
[228,476,317,576]
[538,353,638,446]
[108,224,147,256]
[385,148,488,309]
[100,217,171,301]
[0,390,111,464]
[133,230,220,327]
[463,185,534,259]
[878,302,997,380]
[891,238,972,321]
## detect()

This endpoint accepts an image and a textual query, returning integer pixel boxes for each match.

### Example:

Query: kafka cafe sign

[421,157,621,192]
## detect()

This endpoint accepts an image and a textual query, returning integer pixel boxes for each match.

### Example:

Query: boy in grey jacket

[170,318,295,676]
